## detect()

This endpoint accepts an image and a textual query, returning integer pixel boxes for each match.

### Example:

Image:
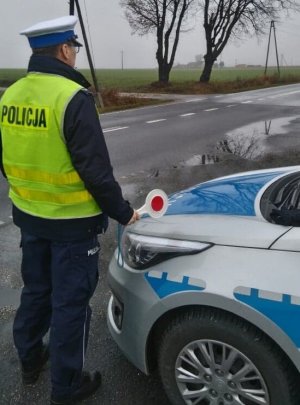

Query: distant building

[235,64,263,68]
[174,54,204,69]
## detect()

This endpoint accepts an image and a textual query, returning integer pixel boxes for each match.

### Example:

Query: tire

[158,308,300,405]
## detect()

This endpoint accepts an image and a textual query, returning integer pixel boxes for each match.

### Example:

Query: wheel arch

[145,292,300,375]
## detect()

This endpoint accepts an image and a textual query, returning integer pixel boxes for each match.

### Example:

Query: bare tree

[199,0,299,82]
[120,0,195,83]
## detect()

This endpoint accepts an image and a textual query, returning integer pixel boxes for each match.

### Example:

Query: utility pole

[69,0,104,108]
[121,50,124,70]
[264,20,280,76]
[69,0,75,15]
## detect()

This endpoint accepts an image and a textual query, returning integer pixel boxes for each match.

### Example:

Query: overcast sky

[0,0,300,69]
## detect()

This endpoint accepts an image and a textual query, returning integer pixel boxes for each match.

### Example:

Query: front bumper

[107,250,162,374]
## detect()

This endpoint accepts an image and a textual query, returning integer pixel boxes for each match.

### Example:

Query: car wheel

[158,308,299,405]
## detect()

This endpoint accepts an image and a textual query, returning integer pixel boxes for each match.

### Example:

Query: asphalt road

[1,84,300,404]
[101,84,300,177]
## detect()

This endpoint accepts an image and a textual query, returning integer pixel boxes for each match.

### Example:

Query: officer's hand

[126,210,140,226]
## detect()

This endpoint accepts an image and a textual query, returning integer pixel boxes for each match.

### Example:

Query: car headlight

[121,232,212,270]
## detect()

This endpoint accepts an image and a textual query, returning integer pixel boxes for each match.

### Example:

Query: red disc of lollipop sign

[137,189,168,218]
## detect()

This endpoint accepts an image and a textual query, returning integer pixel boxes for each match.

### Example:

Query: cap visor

[72,39,83,47]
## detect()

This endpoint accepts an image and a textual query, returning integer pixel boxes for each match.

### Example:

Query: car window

[260,172,300,222]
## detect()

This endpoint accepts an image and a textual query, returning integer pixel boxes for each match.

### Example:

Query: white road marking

[103,126,128,133]
[268,90,300,99]
[146,119,167,124]
[241,100,253,104]
[185,98,207,103]
[215,95,223,98]
[0,221,4,225]
[257,98,265,101]
[204,108,219,112]
[101,105,163,117]
[180,113,196,117]
[226,104,237,108]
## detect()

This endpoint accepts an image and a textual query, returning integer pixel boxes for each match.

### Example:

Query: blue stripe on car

[234,288,300,348]
[166,171,282,216]
[145,272,205,299]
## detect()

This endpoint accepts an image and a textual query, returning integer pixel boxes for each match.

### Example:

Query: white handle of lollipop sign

[137,189,168,218]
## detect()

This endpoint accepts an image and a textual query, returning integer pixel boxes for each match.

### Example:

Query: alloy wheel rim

[175,339,270,405]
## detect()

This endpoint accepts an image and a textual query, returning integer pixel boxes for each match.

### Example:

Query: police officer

[0,15,139,404]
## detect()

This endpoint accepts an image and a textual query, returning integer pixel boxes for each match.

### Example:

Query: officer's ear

[59,44,70,60]
[57,43,74,66]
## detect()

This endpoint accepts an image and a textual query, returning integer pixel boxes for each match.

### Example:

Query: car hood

[166,167,298,217]
[130,215,290,249]
[132,167,300,248]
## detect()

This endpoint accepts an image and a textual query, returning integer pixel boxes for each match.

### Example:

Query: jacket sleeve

[63,90,133,225]
[0,129,6,178]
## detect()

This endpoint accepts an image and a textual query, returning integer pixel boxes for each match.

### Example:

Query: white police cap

[20,16,83,49]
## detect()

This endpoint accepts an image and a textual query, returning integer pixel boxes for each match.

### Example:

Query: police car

[107,166,300,405]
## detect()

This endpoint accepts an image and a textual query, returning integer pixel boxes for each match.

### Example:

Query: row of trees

[120,0,299,83]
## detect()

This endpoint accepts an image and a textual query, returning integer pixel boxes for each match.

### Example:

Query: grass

[1,66,300,89]
[0,69,27,87]
[1,66,300,109]
[98,89,169,112]
[78,67,300,93]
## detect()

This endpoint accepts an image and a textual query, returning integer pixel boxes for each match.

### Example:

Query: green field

[0,67,300,92]
[89,67,300,90]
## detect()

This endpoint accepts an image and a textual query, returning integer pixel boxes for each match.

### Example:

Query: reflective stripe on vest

[0,73,101,219]
[11,185,93,204]
[4,164,82,185]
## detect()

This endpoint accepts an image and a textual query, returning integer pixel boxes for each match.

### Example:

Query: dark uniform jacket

[0,55,133,240]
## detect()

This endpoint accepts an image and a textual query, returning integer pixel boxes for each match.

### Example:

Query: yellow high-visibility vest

[0,72,101,219]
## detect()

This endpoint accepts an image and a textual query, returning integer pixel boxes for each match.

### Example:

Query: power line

[276,28,300,39]
[281,21,300,29]
[83,0,96,67]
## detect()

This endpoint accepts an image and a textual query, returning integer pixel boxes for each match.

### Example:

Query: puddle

[182,154,219,166]
[223,115,300,158]
[181,115,300,166]
[227,115,299,138]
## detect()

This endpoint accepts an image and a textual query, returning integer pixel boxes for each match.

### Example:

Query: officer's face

[60,43,77,68]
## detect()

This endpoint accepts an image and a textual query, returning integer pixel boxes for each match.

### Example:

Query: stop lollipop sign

[137,189,168,218]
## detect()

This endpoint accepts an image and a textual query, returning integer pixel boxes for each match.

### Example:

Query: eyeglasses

[66,42,80,54]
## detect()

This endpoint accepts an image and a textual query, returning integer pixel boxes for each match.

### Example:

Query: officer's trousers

[13,230,100,397]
